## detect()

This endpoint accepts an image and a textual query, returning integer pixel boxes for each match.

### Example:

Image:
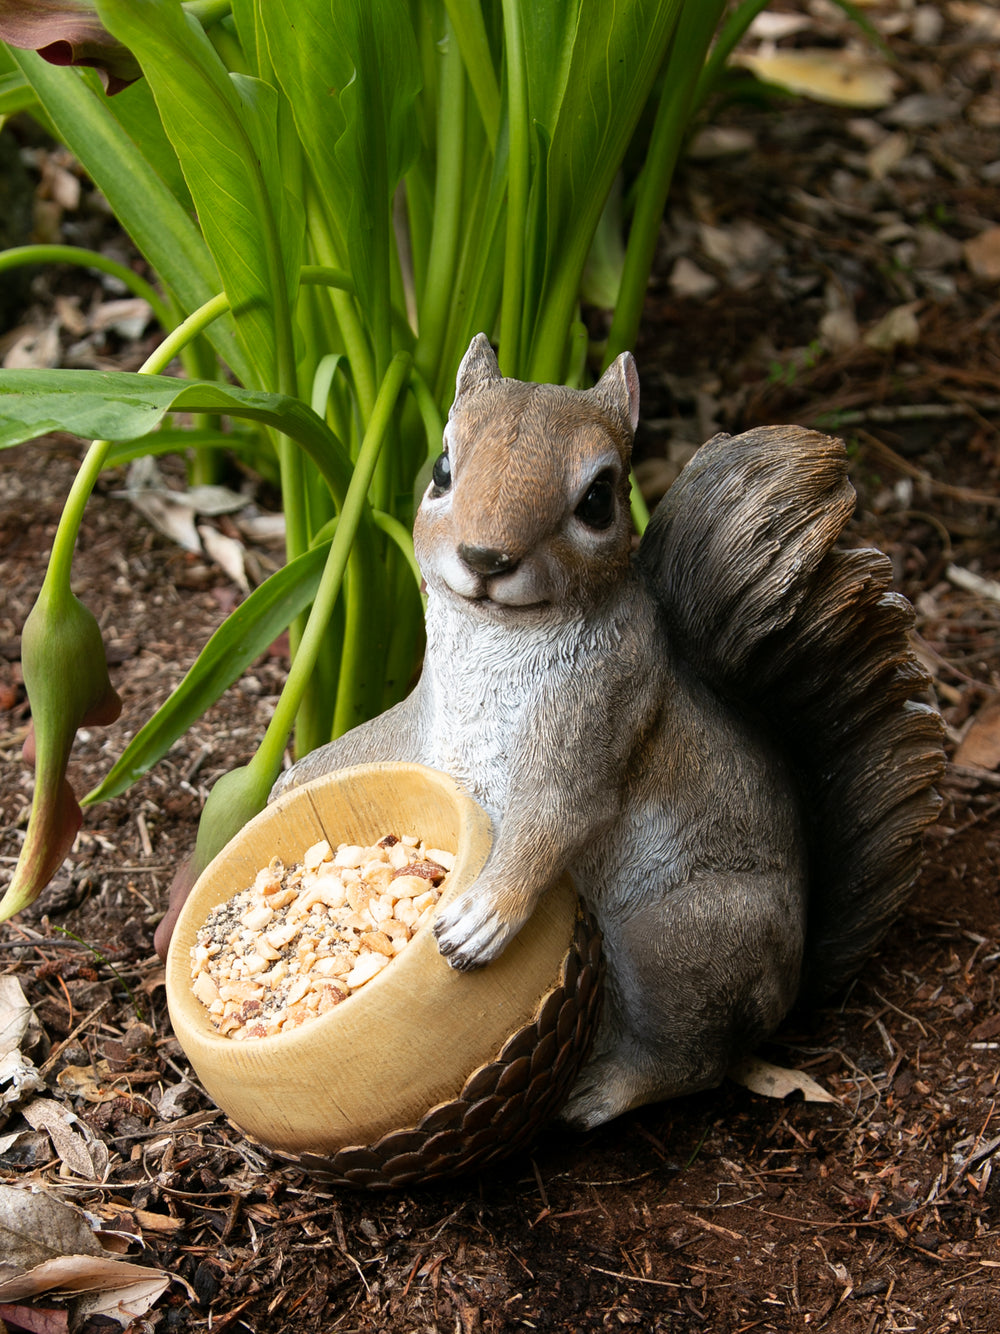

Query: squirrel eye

[575,476,615,530]
[431,451,452,492]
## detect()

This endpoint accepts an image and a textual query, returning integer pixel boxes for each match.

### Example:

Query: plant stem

[45,292,231,593]
[498,0,528,377]
[605,1,727,367]
[0,245,172,330]
[415,11,466,387]
[252,352,412,769]
[443,0,500,147]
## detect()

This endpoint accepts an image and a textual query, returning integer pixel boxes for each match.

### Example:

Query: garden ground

[1,4,999,1330]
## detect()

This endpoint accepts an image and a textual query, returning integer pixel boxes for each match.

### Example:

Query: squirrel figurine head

[414,334,641,618]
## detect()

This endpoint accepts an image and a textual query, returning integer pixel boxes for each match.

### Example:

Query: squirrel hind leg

[563,868,806,1129]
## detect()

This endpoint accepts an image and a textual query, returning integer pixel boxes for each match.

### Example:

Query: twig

[870,989,929,1039]
[825,399,1000,427]
[38,999,112,1076]
[947,564,1000,605]
[859,431,1000,508]
[582,1264,685,1289]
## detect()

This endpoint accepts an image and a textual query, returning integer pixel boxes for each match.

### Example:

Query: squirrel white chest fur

[419,589,631,821]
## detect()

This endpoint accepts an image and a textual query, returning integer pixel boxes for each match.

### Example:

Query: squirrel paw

[433,887,522,971]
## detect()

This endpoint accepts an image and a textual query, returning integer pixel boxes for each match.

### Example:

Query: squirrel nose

[458,543,518,577]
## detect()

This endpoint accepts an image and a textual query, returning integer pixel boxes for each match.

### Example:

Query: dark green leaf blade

[84,542,330,804]
[0,369,353,501]
[97,0,301,388]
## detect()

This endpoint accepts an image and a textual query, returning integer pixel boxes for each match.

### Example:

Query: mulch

[2,3,999,1330]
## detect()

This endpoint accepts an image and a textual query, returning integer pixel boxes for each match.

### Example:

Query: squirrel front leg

[432,669,631,969]
[433,782,609,969]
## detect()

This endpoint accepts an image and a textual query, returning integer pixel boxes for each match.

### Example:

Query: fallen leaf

[728,1056,840,1104]
[747,12,812,41]
[0,1255,170,1308]
[198,523,250,593]
[686,126,754,161]
[3,322,61,370]
[883,93,965,128]
[948,1,1000,39]
[0,1186,105,1282]
[20,1101,101,1180]
[863,302,921,351]
[699,219,775,277]
[1,1049,46,1118]
[155,1079,199,1122]
[965,227,1000,281]
[132,1209,185,1235]
[54,1061,121,1104]
[90,299,153,341]
[953,697,1000,770]
[819,306,860,353]
[0,1302,69,1334]
[734,49,900,108]
[0,1187,174,1328]
[669,257,718,300]
[0,979,34,1059]
[865,130,909,181]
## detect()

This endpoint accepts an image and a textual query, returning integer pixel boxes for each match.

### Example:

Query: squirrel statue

[270,333,944,1129]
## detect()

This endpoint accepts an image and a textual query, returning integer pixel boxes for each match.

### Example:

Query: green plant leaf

[0,67,37,114]
[101,73,193,209]
[260,0,421,364]
[522,0,685,380]
[101,426,248,469]
[0,368,353,502]
[6,48,250,383]
[84,540,330,804]
[97,0,302,389]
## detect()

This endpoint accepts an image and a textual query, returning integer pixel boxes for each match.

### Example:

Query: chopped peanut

[191,832,451,1040]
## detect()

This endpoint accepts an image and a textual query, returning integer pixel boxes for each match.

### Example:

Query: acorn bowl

[165,762,602,1186]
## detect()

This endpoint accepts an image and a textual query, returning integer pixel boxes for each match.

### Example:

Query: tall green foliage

[0,0,742,920]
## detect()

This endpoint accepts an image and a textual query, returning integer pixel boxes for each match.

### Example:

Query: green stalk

[184,0,233,25]
[442,0,500,147]
[45,292,231,591]
[251,352,412,767]
[691,0,772,113]
[0,246,172,330]
[408,365,445,461]
[415,11,466,387]
[605,1,728,367]
[0,243,225,485]
[300,264,356,294]
[498,0,528,377]
[332,353,413,737]
[305,169,377,425]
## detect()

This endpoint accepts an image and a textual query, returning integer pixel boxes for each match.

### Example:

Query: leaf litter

[1,2,999,1330]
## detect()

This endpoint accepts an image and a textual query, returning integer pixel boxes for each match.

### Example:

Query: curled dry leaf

[734,49,900,109]
[964,227,1000,282]
[863,302,921,351]
[953,697,1000,771]
[728,1056,840,1104]
[20,1100,102,1180]
[0,1186,173,1326]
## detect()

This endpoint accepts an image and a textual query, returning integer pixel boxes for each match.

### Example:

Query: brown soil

[2,6,999,1332]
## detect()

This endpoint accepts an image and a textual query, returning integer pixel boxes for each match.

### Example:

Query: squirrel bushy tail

[637,425,945,1002]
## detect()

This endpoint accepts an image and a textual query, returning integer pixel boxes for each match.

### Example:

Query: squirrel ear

[455,333,501,399]
[593,352,640,436]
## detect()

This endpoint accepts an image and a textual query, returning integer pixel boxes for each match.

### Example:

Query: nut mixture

[190,833,454,1041]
